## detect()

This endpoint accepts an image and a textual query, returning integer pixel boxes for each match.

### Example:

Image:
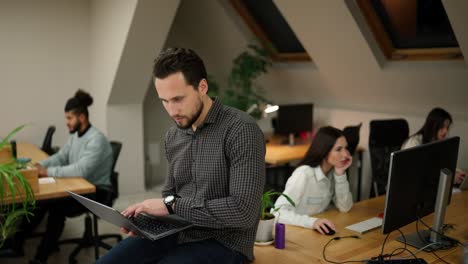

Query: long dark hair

[299,126,345,167]
[416,107,452,144]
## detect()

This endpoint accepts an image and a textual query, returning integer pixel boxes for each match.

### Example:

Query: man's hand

[313,218,336,235]
[334,155,353,176]
[121,199,169,218]
[120,199,169,236]
[455,169,466,184]
[35,164,48,177]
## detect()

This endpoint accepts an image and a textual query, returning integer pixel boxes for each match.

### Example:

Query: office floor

[2,185,164,264]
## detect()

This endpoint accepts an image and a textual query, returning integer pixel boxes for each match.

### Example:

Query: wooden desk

[2,143,96,204]
[17,142,49,165]
[265,143,309,165]
[265,136,310,165]
[253,192,468,263]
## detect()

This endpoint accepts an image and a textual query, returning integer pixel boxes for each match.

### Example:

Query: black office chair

[343,123,362,156]
[41,126,56,155]
[369,119,409,197]
[342,123,363,200]
[265,163,295,194]
[59,141,123,263]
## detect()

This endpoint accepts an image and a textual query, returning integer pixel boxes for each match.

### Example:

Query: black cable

[430,251,449,264]
[392,229,409,258]
[378,232,392,259]
[388,247,419,261]
[371,229,409,261]
[322,235,369,263]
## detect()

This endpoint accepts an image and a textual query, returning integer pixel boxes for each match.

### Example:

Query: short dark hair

[65,89,93,118]
[152,48,207,89]
[416,107,452,143]
[299,126,345,167]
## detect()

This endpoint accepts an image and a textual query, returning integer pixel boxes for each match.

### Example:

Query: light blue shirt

[39,126,112,188]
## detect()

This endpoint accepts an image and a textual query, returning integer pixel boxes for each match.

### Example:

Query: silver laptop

[67,191,193,241]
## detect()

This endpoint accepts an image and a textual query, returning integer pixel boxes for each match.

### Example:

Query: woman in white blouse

[402,107,466,184]
[274,126,353,235]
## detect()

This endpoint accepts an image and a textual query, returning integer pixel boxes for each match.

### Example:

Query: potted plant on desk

[256,190,295,244]
[0,125,36,248]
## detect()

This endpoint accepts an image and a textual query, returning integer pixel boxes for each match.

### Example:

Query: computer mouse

[320,223,335,236]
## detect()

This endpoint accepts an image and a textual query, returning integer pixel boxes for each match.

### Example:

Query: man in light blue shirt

[37,90,112,188]
[16,90,113,264]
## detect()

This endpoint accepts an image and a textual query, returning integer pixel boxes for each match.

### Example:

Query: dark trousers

[95,236,247,264]
[14,189,109,262]
[14,198,86,261]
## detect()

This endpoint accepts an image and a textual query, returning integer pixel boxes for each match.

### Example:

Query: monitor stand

[396,169,456,251]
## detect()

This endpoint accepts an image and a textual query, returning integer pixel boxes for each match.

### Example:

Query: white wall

[89,0,138,133]
[143,86,173,187]
[0,0,90,146]
[1,0,179,195]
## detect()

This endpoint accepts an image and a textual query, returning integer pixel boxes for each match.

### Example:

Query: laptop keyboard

[130,214,178,235]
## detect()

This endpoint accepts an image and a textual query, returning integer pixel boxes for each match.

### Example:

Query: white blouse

[273,165,353,229]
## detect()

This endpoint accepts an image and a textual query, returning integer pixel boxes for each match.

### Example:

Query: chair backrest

[343,123,362,156]
[368,119,409,196]
[41,126,56,155]
[109,141,122,202]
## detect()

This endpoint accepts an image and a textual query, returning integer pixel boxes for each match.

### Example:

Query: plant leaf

[0,125,25,149]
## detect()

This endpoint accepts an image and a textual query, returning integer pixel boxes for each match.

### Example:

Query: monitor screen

[382,137,460,250]
[275,103,313,135]
[382,136,459,235]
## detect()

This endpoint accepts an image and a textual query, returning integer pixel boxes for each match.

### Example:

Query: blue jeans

[96,236,246,264]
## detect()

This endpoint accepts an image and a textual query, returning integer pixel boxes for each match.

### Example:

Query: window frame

[356,0,463,61]
[230,0,311,62]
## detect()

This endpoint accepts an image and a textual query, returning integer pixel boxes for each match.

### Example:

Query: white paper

[39,177,56,184]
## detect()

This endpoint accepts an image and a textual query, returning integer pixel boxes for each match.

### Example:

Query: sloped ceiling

[272,0,468,120]
[107,0,180,105]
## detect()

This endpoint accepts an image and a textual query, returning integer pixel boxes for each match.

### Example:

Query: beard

[175,100,204,129]
[69,120,82,134]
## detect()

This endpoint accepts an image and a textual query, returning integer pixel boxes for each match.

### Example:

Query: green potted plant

[0,125,36,248]
[208,44,273,119]
[256,190,295,243]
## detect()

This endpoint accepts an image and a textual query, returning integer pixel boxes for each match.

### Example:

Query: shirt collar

[78,124,92,138]
[314,166,328,182]
[182,97,221,135]
[202,97,221,125]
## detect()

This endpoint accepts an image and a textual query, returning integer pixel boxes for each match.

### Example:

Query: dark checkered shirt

[162,98,265,261]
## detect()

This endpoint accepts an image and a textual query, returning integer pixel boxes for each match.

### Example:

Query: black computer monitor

[382,136,459,251]
[275,103,313,135]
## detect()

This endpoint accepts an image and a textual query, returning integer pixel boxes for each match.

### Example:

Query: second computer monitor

[382,136,459,250]
[275,103,313,135]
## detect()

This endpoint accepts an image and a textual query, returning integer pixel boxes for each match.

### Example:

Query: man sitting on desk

[18,90,113,264]
[96,48,265,264]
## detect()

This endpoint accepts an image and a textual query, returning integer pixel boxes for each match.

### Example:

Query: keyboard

[367,258,428,264]
[346,217,382,234]
[130,214,178,235]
